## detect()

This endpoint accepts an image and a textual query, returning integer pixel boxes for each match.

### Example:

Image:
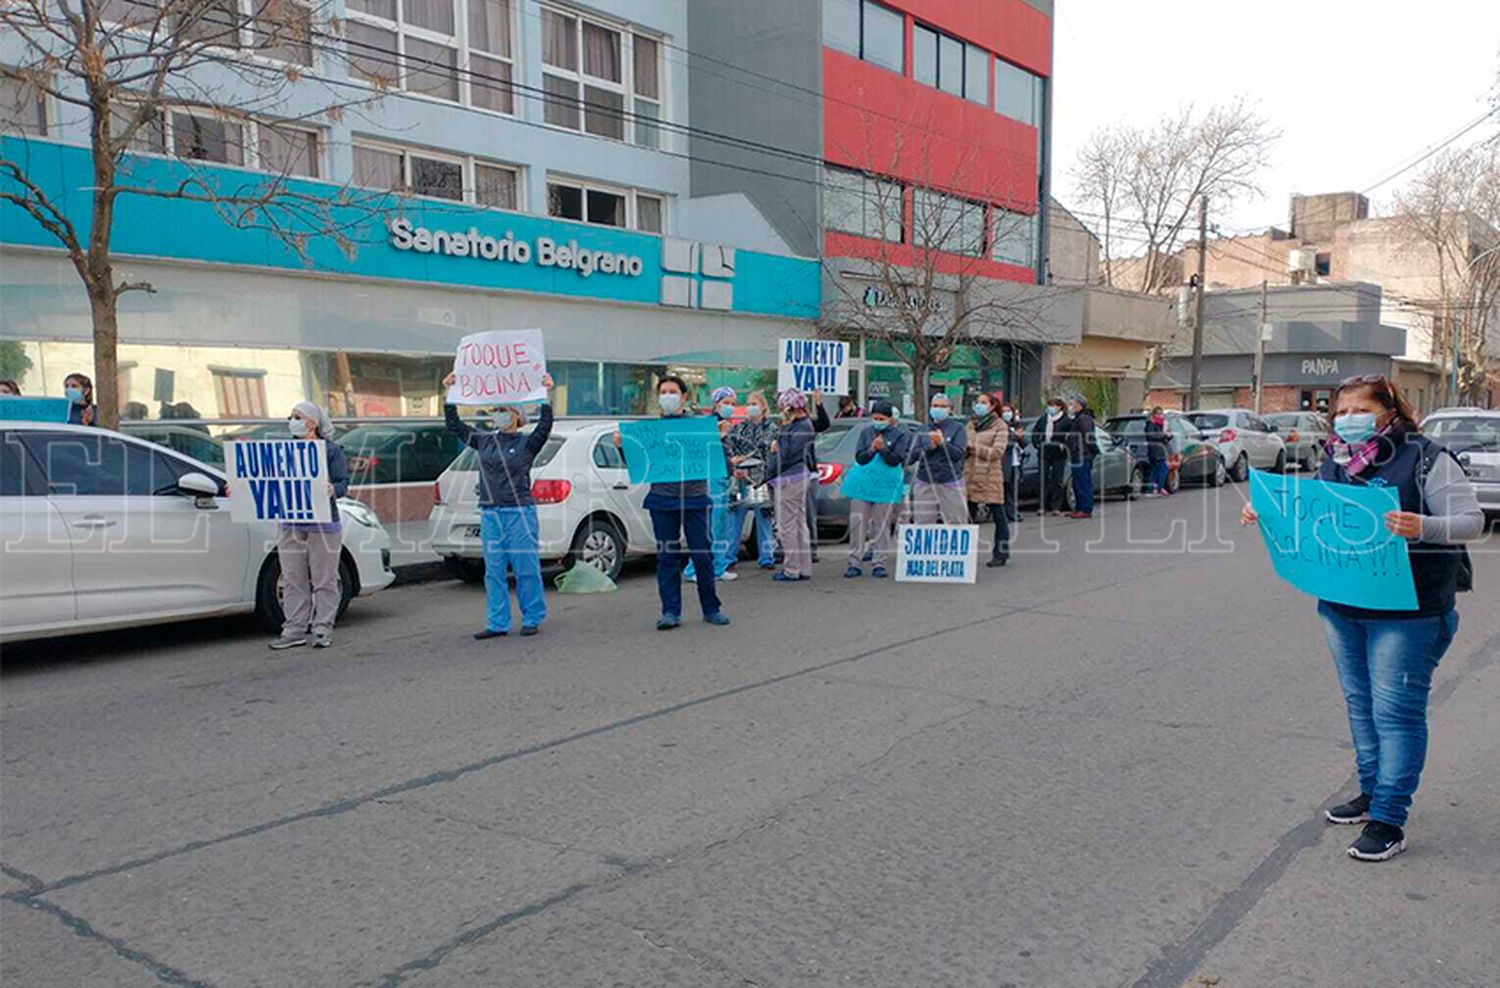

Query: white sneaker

[269,634,307,650]
[720,570,738,582]
[312,632,333,648]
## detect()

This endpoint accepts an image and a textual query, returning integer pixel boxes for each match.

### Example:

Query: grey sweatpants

[278,526,343,636]
[847,499,898,568]
[774,475,812,577]
[910,480,969,526]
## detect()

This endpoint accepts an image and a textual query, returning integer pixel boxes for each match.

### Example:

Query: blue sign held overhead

[1248,469,1418,611]
[619,417,730,486]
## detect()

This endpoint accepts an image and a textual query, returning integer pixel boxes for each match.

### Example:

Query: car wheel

[1304,446,1322,472]
[1167,465,1182,493]
[254,551,357,633]
[1273,449,1287,473]
[1230,453,1250,483]
[445,557,485,583]
[1212,456,1228,487]
[566,517,625,582]
[1127,465,1145,500]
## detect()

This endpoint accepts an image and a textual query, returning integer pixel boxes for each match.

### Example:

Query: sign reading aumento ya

[388,218,645,279]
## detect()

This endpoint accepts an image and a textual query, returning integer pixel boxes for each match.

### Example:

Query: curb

[390,560,455,587]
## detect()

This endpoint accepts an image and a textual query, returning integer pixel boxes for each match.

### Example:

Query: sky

[1050,0,1500,238]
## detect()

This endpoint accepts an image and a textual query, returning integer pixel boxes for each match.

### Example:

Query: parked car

[1183,408,1287,480]
[0,421,395,643]
[1264,411,1329,471]
[338,420,470,486]
[1103,412,1226,490]
[1423,407,1500,518]
[1014,418,1144,509]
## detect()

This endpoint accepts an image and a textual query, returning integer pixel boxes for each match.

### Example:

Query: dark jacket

[1144,418,1171,463]
[68,402,98,426]
[854,423,909,467]
[910,416,967,485]
[445,403,554,508]
[1031,413,1070,461]
[1004,421,1026,468]
[1065,410,1099,461]
[767,415,816,482]
[806,402,830,471]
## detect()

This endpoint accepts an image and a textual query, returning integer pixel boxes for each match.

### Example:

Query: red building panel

[897,0,1052,75]
[825,230,1038,283]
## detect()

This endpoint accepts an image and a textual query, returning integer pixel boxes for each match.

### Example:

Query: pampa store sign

[388,218,646,279]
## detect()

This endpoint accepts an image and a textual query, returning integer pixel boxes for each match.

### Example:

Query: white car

[1183,408,1288,481]
[429,418,666,581]
[0,421,395,643]
[1424,407,1500,518]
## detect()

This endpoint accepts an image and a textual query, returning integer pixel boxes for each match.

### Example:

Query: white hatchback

[429,418,663,581]
[0,422,395,643]
[1183,408,1288,481]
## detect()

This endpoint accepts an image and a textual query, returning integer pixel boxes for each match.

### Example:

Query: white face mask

[658,392,682,414]
[289,416,312,438]
[747,404,765,420]
[1047,407,1063,419]
[974,402,992,417]
[494,410,517,430]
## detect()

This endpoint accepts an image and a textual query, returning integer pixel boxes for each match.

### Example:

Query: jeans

[727,500,775,569]
[1070,460,1095,515]
[1004,463,1020,521]
[684,479,733,580]
[980,502,1010,562]
[650,505,722,619]
[1148,460,1170,493]
[1317,601,1459,827]
[479,506,546,632]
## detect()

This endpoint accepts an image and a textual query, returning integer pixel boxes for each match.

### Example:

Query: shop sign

[863,285,947,315]
[388,219,646,279]
[1300,357,1340,376]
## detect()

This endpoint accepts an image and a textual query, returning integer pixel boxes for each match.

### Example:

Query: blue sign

[0,137,821,320]
[840,459,907,504]
[0,396,70,422]
[619,417,729,486]
[1248,469,1417,611]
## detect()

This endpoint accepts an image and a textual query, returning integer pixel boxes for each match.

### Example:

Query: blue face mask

[494,410,517,431]
[871,419,891,431]
[1334,411,1378,444]
[1001,410,1014,422]
[65,386,85,404]
[930,406,950,423]
[717,403,735,420]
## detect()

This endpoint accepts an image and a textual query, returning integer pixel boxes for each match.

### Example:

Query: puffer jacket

[965,418,1008,504]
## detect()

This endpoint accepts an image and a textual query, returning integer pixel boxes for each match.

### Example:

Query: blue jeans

[651,505,722,619]
[1149,460,1170,493]
[684,479,733,580]
[1318,602,1459,827]
[1071,460,1095,514]
[479,505,546,632]
[726,500,775,569]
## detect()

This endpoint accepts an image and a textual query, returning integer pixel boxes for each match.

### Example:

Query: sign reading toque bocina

[447,330,548,405]
[226,439,332,524]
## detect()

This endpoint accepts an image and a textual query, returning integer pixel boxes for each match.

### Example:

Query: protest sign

[895,524,979,584]
[0,396,70,422]
[225,439,332,524]
[619,417,729,486]
[447,329,547,405]
[778,338,849,395]
[1248,469,1417,610]
[839,459,907,505]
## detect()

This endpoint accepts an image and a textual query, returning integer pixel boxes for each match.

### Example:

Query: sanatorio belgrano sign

[388,218,645,279]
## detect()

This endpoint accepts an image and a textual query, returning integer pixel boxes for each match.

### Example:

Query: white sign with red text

[447,329,548,405]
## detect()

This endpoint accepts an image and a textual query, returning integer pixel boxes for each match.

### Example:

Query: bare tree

[0,0,383,427]
[1073,97,1279,295]
[1393,142,1500,405]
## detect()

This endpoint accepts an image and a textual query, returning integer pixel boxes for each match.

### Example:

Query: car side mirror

[177,471,221,507]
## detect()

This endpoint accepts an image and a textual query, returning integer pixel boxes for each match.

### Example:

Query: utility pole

[1253,279,1268,414]
[1188,194,1208,409]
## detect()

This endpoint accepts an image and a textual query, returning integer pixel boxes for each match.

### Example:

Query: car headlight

[338,499,379,528]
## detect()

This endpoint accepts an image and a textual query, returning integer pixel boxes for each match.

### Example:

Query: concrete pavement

[2,485,1497,987]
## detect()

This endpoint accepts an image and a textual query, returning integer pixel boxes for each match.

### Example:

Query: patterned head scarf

[778,388,807,411]
[711,386,738,405]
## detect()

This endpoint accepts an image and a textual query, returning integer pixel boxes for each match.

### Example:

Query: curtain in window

[474,164,516,209]
[582,22,620,82]
[633,35,659,98]
[468,0,510,56]
[542,9,576,70]
[353,145,402,190]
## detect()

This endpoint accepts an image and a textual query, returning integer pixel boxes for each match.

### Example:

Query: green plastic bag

[554,563,618,594]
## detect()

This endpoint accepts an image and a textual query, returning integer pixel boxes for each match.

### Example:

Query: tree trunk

[86,89,120,429]
[88,283,120,429]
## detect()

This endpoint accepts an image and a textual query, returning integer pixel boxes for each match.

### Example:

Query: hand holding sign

[447,329,548,405]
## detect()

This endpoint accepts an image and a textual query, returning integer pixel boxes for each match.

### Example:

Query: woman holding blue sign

[1241,374,1483,861]
[843,399,908,579]
[269,402,350,651]
[443,371,555,640]
[723,391,779,573]
[767,388,817,581]
[683,386,740,584]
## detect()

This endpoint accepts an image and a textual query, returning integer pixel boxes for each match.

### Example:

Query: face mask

[930,406,950,423]
[747,404,765,420]
[1334,411,1378,444]
[289,417,311,438]
[973,402,991,417]
[871,419,890,431]
[717,403,735,420]
[494,410,516,430]
[65,386,84,404]
[1001,410,1014,422]
[1047,407,1063,419]
[658,392,682,414]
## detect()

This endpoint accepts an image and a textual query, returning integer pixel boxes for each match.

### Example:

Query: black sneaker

[1347,820,1406,862]
[1325,792,1372,825]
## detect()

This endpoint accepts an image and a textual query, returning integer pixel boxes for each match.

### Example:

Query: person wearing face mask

[908,392,969,525]
[616,376,729,629]
[1030,399,1070,516]
[684,386,741,584]
[766,388,817,581]
[843,399,908,578]
[1144,406,1173,496]
[268,401,350,650]
[63,372,97,426]
[1000,403,1024,524]
[835,394,865,419]
[965,392,1010,568]
[1063,396,1098,519]
[723,390,779,572]
[442,372,555,639]
[1241,374,1482,862]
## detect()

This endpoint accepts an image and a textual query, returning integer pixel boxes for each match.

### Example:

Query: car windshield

[1265,413,1300,428]
[1187,413,1229,430]
[1425,416,1500,453]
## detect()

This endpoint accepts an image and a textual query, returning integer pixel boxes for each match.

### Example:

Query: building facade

[0,0,821,422]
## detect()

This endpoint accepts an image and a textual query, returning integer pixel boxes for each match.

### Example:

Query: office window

[353,141,520,209]
[258,124,319,177]
[548,179,660,230]
[346,22,398,85]
[410,153,463,200]
[212,370,269,419]
[996,59,1043,126]
[914,189,985,257]
[171,111,245,165]
[964,45,989,105]
[636,194,663,233]
[0,72,47,136]
[825,166,903,243]
[541,6,660,143]
[912,25,937,87]
[474,162,517,209]
[178,0,243,48]
[353,144,403,189]
[548,182,584,221]
[254,0,314,66]
[827,0,902,74]
[913,24,988,102]
[992,208,1038,268]
[633,34,661,148]
[345,0,469,107]
[824,0,859,56]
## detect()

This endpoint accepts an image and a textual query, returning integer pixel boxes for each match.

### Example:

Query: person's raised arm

[441,373,476,447]
[525,373,556,454]
[811,399,831,433]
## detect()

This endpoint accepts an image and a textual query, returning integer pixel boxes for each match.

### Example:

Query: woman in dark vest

[1242,374,1483,861]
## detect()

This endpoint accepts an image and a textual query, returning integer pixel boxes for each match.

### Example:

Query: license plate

[462,525,482,539]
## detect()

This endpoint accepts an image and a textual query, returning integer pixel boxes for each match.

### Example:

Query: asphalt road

[3,483,1498,988]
